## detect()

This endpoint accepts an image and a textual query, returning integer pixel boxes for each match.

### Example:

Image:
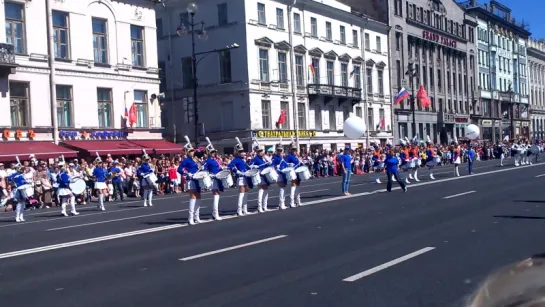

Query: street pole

[46,0,58,144]
[190,13,199,148]
[288,2,299,151]
[410,72,416,139]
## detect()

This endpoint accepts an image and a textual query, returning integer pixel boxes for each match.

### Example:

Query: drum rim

[246,169,260,175]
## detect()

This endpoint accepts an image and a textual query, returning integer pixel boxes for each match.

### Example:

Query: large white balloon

[465,124,480,140]
[343,116,367,139]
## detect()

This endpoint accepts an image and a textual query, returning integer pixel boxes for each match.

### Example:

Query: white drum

[215,170,233,188]
[143,173,158,186]
[70,178,87,195]
[261,166,279,183]
[245,169,262,186]
[295,165,311,181]
[434,156,441,164]
[17,184,34,199]
[282,167,297,182]
[193,171,212,190]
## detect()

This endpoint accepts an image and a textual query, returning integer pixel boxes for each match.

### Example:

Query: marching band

[2,134,542,224]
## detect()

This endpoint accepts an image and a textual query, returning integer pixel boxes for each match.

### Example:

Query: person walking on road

[340,146,353,196]
[385,149,407,193]
[467,145,475,175]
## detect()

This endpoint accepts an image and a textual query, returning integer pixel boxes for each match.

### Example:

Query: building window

[328,105,336,129]
[295,55,304,86]
[259,49,269,81]
[97,88,112,128]
[311,17,317,37]
[364,33,370,50]
[217,3,228,25]
[311,104,321,131]
[341,63,348,87]
[182,57,193,88]
[312,58,320,84]
[342,105,350,121]
[280,101,289,129]
[378,108,385,130]
[325,22,332,41]
[367,107,374,130]
[293,13,301,33]
[297,103,306,129]
[261,100,271,129]
[9,82,29,127]
[355,106,362,118]
[378,70,384,94]
[352,30,358,47]
[56,85,73,128]
[366,68,373,93]
[340,26,346,44]
[257,3,266,24]
[376,36,381,52]
[130,25,145,67]
[276,8,284,29]
[327,61,334,85]
[278,52,287,82]
[219,50,232,84]
[92,18,108,64]
[5,2,25,54]
[53,11,70,59]
[353,66,361,88]
[134,90,148,128]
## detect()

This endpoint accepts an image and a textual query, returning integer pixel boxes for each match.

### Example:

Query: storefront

[0,128,78,163]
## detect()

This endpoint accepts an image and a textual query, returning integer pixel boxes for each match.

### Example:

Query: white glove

[250,165,259,169]
[236,171,244,176]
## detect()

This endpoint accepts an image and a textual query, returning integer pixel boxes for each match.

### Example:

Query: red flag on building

[129,103,137,127]
[417,85,431,108]
[275,109,286,128]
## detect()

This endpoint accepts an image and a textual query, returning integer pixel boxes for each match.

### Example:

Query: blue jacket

[228,157,248,175]
[8,172,26,187]
[203,158,221,175]
[93,167,107,182]
[57,172,71,189]
[271,154,288,171]
[251,156,269,171]
[178,157,199,176]
[385,155,399,174]
[284,153,300,167]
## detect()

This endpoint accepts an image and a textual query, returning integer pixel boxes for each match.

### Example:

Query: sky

[491,0,545,38]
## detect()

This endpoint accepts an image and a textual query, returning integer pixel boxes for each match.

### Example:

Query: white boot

[290,186,296,208]
[188,199,196,225]
[278,187,287,209]
[237,193,244,216]
[263,190,269,211]
[143,190,149,206]
[257,189,264,213]
[295,187,301,206]
[15,202,24,222]
[413,170,420,182]
[409,172,414,180]
[147,189,153,206]
[61,202,68,217]
[429,169,435,180]
[455,167,460,177]
[212,195,221,220]
[194,200,201,223]
[70,196,79,216]
[375,177,382,184]
[405,177,410,184]
[391,175,396,182]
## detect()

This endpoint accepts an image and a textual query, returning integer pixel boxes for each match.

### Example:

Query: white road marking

[535,174,545,177]
[179,235,288,261]
[45,208,193,231]
[342,247,436,282]
[0,163,536,259]
[0,224,185,260]
[443,191,477,199]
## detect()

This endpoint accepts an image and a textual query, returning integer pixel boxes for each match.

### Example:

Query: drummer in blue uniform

[385,148,407,193]
[92,157,108,211]
[137,153,155,207]
[8,163,29,222]
[57,162,79,217]
[284,140,301,208]
[250,142,271,213]
[178,136,201,225]
[228,137,250,216]
[203,137,223,221]
[271,139,288,210]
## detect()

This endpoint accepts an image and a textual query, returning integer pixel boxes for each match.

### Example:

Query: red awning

[62,140,146,155]
[131,140,183,154]
[0,141,78,162]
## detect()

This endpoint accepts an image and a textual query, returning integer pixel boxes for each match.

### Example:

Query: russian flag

[394,87,410,104]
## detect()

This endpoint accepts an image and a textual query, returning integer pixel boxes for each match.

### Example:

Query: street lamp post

[177,3,239,148]
[406,60,417,139]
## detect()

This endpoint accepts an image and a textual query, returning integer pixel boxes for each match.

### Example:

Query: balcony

[0,43,17,74]
[307,84,362,106]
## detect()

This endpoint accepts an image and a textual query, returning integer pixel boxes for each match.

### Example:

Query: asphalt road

[1,158,545,307]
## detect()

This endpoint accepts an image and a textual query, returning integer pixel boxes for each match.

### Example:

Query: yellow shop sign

[256,130,317,138]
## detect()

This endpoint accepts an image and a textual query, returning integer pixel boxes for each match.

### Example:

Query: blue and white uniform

[93,167,108,190]
[271,154,288,183]
[251,153,270,212]
[285,146,302,208]
[228,156,250,188]
[138,158,155,207]
[204,157,223,192]
[8,168,30,222]
[179,156,200,192]
[57,170,79,216]
[251,155,270,186]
